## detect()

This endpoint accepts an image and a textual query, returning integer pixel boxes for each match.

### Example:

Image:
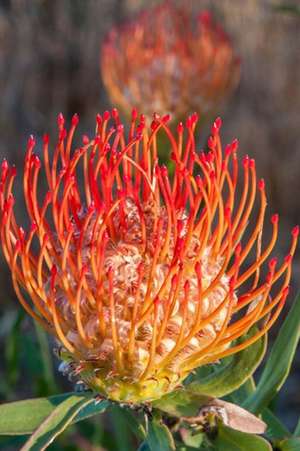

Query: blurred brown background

[0,0,299,430]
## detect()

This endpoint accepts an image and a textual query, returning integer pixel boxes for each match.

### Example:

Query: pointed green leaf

[145,419,176,451]
[187,328,267,398]
[262,408,291,440]
[293,417,300,437]
[21,394,94,450]
[276,438,300,451]
[212,424,272,451]
[243,293,300,413]
[0,392,108,435]
[110,405,134,451]
[116,407,146,440]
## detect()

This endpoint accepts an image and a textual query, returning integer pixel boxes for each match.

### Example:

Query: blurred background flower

[101,2,240,121]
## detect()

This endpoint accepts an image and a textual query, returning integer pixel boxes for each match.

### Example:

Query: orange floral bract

[0,110,297,403]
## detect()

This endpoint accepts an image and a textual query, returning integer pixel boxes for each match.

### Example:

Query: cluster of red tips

[0,109,298,387]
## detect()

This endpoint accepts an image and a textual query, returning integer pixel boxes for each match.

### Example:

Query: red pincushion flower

[0,109,297,403]
[101,3,240,120]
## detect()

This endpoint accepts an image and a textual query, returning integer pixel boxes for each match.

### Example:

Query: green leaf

[293,417,300,436]
[116,407,146,440]
[21,394,94,451]
[145,418,175,451]
[262,408,291,440]
[228,377,256,404]
[187,328,267,398]
[276,438,300,451]
[110,405,134,451]
[243,293,300,413]
[153,389,213,418]
[212,424,272,451]
[0,392,108,435]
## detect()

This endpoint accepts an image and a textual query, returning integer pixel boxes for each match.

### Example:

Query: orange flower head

[0,110,297,403]
[101,3,240,120]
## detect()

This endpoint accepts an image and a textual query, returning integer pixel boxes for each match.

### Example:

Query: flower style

[101,3,240,120]
[0,109,298,404]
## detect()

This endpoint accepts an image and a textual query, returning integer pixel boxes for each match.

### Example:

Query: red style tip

[199,10,212,26]
[177,122,184,134]
[235,243,242,256]
[161,165,168,177]
[284,254,292,264]
[43,134,49,145]
[211,117,222,135]
[162,114,171,123]
[103,110,111,121]
[249,159,255,169]
[271,214,279,225]
[82,135,90,145]
[258,179,265,191]
[112,108,119,119]
[11,165,17,177]
[30,222,38,232]
[209,170,216,180]
[195,175,203,188]
[57,113,65,128]
[292,225,299,238]
[18,227,25,242]
[283,286,290,298]
[94,135,101,145]
[32,155,41,169]
[191,112,199,124]
[243,155,249,168]
[27,135,36,148]
[96,114,102,127]
[131,107,138,120]
[231,138,239,153]
[268,257,278,270]
[71,113,79,127]
[1,159,8,171]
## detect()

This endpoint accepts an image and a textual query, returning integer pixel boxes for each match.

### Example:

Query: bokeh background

[0,0,299,449]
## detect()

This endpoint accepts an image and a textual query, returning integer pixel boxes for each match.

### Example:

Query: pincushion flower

[101,2,240,120]
[0,109,297,404]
